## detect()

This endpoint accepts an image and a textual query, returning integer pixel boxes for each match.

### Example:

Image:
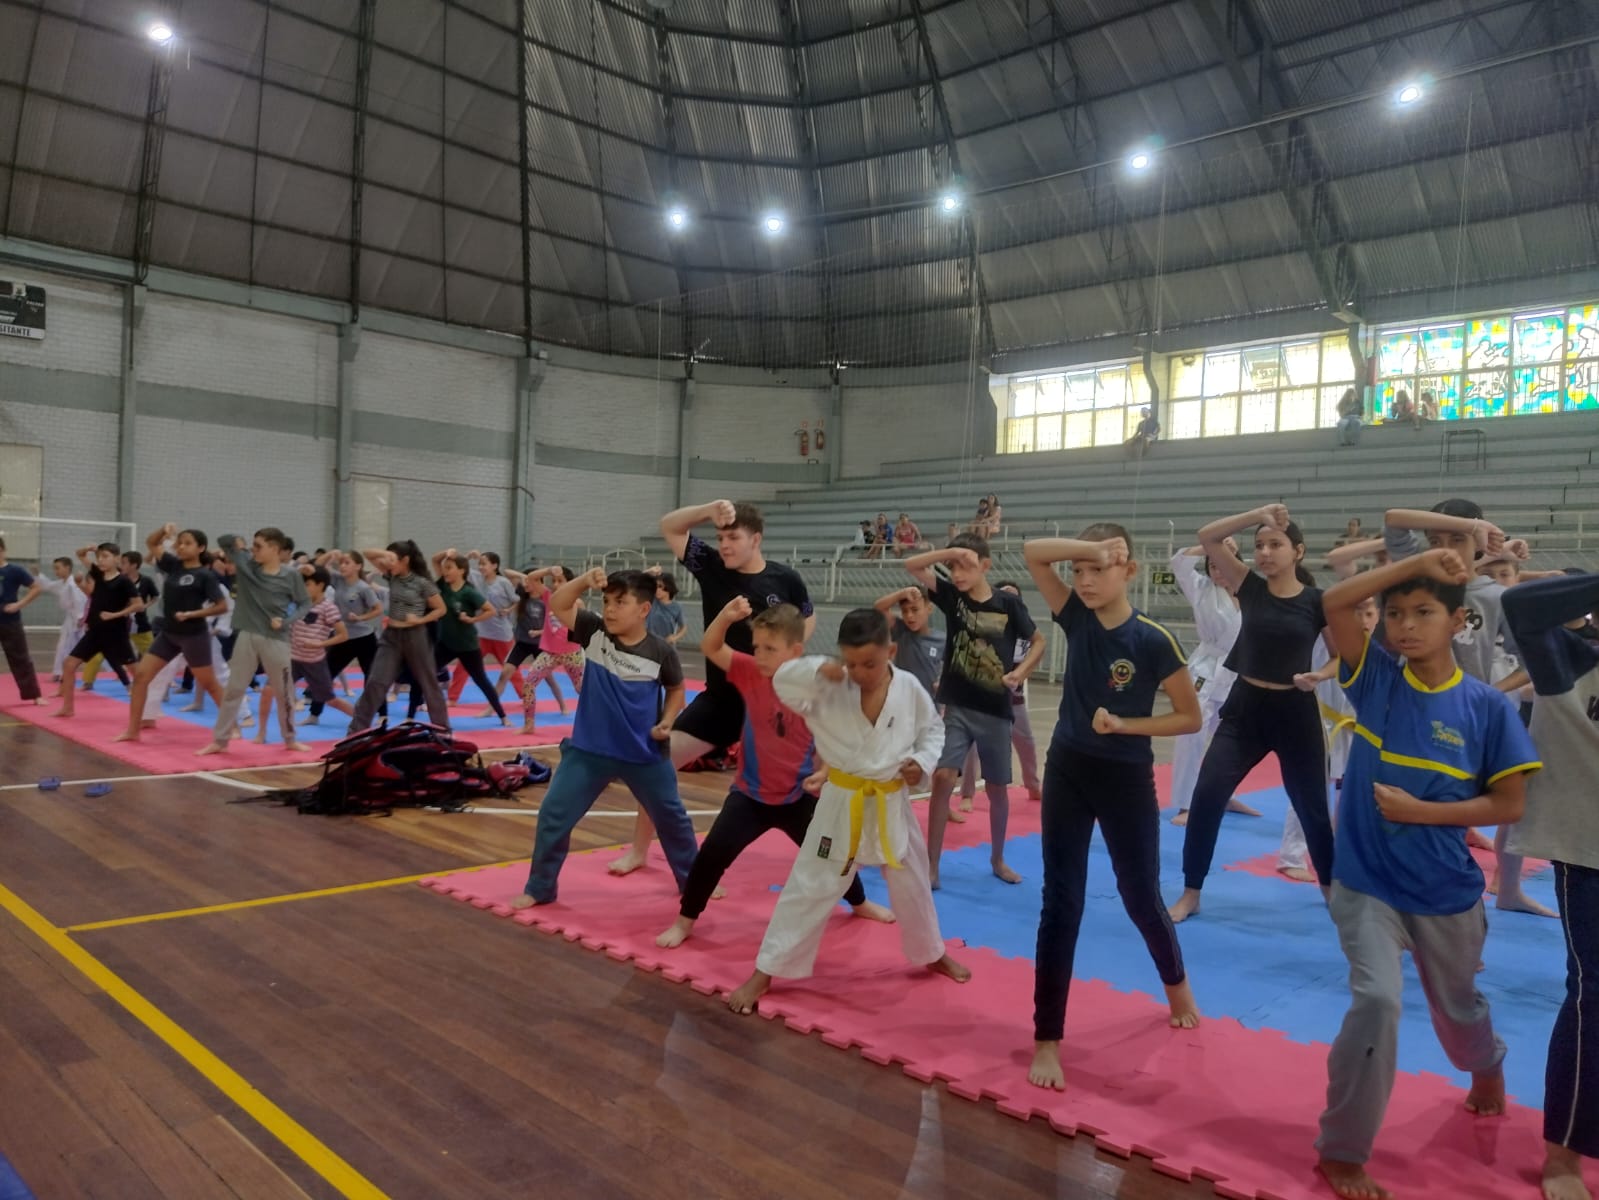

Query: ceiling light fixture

[146,20,175,44]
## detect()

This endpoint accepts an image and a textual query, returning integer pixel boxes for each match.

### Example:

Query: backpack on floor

[264,722,495,816]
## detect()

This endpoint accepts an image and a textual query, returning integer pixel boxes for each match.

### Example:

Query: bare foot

[180,702,203,713]
[727,970,771,1015]
[1028,1041,1065,1090]
[1279,866,1317,883]
[1171,810,1189,826]
[113,731,138,743]
[1543,1143,1594,1200]
[656,916,693,948]
[520,723,536,735]
[251,733,268,745]
[195,742,226,756]
[992,860,1023,884]
[1497,890,1558,918]
[926,952,971,983]
[1164,979,1201,1028]
[850,899,896,924]
[508,893,540,910]
[959,796,975,813]
[140,718,157,729]
[1226,797,1262,817]
[608,850,648,877]
[284,741,312,753]
[947,806,967,824]
[1026,785,1042,804]
[1317,1159,1392,1199]
[53,707,74,719]
[1167,889,1202,924]
[1464,1066,1506,1115]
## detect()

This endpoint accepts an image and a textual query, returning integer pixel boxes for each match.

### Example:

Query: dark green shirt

[438,581,485,653]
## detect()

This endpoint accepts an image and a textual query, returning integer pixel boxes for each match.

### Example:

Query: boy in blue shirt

[512,569,699,907]
[1022,524,1202,1092]
[1315,548,1542,1200]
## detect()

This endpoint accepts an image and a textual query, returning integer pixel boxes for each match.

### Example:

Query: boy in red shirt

[656,597,894,948]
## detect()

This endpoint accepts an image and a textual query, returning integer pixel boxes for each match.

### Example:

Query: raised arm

[1503,571,1599,636]
[549,567,604,631]
[146,522,172,557]
[1022,537,1118,615]
[361,547,397,573]
[1384,509,1504,556]
[1199,505,1287,593]
[1322,547,1470,668]
[1324,537,1386,580]
[873,585,920,623]
[660,499,736,561]
[700,596,750,673]
[901,545,975,590]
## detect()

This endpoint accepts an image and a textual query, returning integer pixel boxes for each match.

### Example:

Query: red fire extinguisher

[796,421,809,457]
[814,420,826,451]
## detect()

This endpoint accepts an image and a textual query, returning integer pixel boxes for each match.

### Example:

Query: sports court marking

[63,857,530,932]
[0,878,389,1199]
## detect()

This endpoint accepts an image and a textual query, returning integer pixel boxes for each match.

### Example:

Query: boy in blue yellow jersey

[1314,548,1542,1200]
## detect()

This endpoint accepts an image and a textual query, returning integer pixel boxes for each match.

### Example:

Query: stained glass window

[1418,324,1464,372]
[1567,361,1599,411]
[1513,312,1564,364]
[1512,366,1563,414]
[1378,330,1416,377]
[1467,318,1511,369]
[1462,370,1509,419]
[1418,374,1461,421]
[1570,306,1599,361]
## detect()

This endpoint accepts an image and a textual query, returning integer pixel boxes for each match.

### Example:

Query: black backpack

[259,722,501,816]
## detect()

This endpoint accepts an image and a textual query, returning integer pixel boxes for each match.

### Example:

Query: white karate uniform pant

[756,786,945,979]
[144,638,246,724]
[1279,724,1349,870]
[51,619,80,679]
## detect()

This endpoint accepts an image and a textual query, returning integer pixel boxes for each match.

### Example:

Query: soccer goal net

[0,515,139,634]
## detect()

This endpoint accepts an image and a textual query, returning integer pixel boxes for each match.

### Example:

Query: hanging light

[1394,81,1424,106]
[761,212,787,236]
[146,20,175,44]
[665,205,689,231]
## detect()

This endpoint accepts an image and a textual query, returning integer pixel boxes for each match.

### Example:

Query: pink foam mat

[0,675,572,775]
[420,843,1583,1200]
[1227,844,1552,887]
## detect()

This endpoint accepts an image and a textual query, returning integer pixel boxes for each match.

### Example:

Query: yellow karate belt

[827,769,904,875]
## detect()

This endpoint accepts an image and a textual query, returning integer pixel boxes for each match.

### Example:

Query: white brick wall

[536,362,680,455]
[354,331,516,432]
[135,416,335,549]
[689,382,830,463]
[349,442,511,557]
[138,293,339,406]
[842,380,982,477]
[0,402,119,521]
[529,461,673,550]
[0,270,123,376]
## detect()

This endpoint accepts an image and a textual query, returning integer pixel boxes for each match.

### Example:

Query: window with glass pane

[1568,361,1599,410]
[1240,346,1279,392]
[1066,370,1096,409]
[1064,410,1094,448]
[1005,418,1034,454]
[1096,367,1128,408]
[1512,366,1562,414]
[1204,395,1239,437]
[1513,312,1564,364]
[1322,335,1355,381]
[1035,413,1064,451]
[1170,355,1204,398]
[1462,371,1509,418]
[1418,374,1461,420]
[1011,380,1037,417]
[1467,318,1511,369]
[1570,306,1599,361]
[1418,324,1464,373]
[1094,407,1123,446]
[1282,341,1320,387]
[1279,388,1318,430]
[1320,386,1352,427]
[1036,375,1065,414]
[1204,351,1241,396]
[1170,399,1202,439]
[1129,362,1152,408]
[1374,380,1402,421]
[1240,392,1276,434]
[1378,330,1416,378]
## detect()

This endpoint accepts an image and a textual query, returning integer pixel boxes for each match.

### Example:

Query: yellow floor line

[65,858,525,932]
[0,880,389,1199]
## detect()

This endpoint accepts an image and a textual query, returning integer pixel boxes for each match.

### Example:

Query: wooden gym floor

[0,648,1196,1200]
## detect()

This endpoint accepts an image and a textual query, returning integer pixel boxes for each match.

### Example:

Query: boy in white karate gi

[38,557,86,681]
[726,607,971,1015]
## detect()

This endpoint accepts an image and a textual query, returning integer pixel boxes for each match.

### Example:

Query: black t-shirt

[132,575,159,633]
[87,570,136,623]
[156,553,226,638]
[929,576,1037,718]
[1223,571,1326,684]
[680,534,812,692]
[514,588,547,645]
[1051,590,1187,763]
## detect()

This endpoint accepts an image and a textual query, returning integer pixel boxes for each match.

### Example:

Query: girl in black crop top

[1168,505,1335,926]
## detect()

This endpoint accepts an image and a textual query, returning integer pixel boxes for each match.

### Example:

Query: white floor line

[194,772,271,793]
[447,805,724,817]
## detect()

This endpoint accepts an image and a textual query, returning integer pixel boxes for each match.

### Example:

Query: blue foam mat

[0,1151,33,1200]
[882,787,1564,1108]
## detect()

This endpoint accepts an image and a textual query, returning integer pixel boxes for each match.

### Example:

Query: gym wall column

[512,355,542,558]
[333,323,358,549]
[116,284,146,523]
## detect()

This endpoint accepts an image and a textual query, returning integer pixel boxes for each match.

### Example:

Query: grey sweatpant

[348,624,449,734]
[1316,882,1505,1164]
[212,630,295,746]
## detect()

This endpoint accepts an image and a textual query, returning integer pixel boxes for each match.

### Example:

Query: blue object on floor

[933,786,1564,1109]
[83,783,113,798]
[36,777,60,791]
[0,1150,35,1200]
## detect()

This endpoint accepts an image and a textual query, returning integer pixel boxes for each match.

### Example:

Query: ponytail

[386,539,429,580]
[1295,562,1317,587]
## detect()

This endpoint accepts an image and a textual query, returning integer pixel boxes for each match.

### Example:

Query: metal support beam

[652,10,694,358]
[675,367,695,508]
[902,0,997,364]
[349,0,376,317]
[1192,0,1360,319]
[777,0,838,368]
[116,285,146,523]
[826,370,843,483]
[333,323,358,549]
[131,23,177,284]
[516,0,534,352]
[511,356,542,557]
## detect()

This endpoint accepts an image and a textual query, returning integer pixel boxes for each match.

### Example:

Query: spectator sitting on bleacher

[862,513,891,560]
[1389,387,1414,425]
[971,495,1003,538]
[1335,386,1363,445]
[1125,407,1160,459]
[893,513,927,557]
[854,521,873,552]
